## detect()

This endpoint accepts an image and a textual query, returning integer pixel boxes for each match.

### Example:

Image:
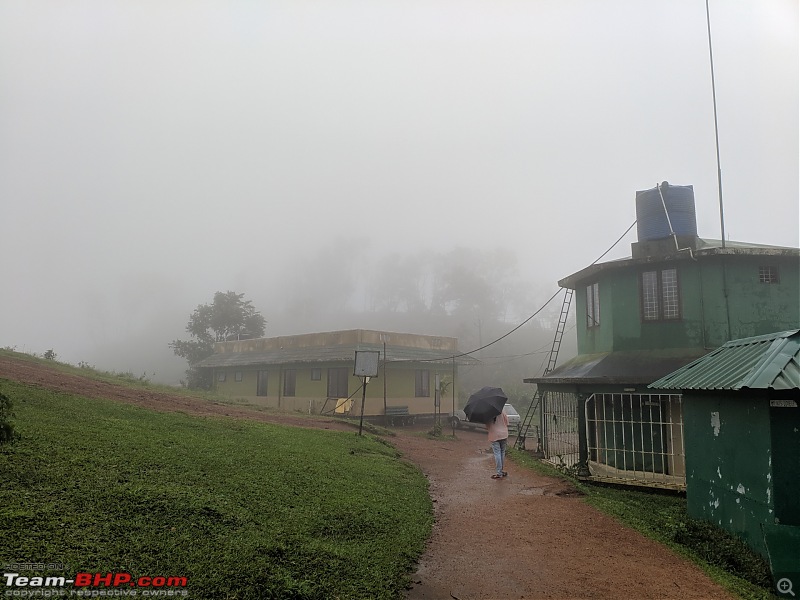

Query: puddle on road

[519,485,584,497]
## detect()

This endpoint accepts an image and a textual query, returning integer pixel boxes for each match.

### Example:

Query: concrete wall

[575,254,799,355]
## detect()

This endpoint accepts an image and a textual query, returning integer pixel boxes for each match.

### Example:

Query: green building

[649,330,799,591]
[195,329,474,422]
[525,182,800,488]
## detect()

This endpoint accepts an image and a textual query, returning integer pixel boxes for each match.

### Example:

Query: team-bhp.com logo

[3,572,188,597]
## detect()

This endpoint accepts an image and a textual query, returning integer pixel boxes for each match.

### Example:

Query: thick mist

[0,1,797,385]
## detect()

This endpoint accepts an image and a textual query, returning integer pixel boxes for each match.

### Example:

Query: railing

[584,393,685,490]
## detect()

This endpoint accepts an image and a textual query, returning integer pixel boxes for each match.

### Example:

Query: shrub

[671,517,772,588]
[0,391,18,445]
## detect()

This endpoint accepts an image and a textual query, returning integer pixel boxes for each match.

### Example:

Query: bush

[0,392,19,445]
[671,517,773,588]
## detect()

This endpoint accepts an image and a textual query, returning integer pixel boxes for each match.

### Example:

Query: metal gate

[541,391,580,468]
[585,393,685,489]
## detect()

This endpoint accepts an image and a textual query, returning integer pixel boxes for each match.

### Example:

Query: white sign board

[354,351,380,377]
[770,399,797,408]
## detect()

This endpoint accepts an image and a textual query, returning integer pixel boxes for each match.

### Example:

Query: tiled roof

[648,330,800,391]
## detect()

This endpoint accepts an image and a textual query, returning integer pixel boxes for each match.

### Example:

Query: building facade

[196,329,474,421]
[526,183,800,488]
[649,329,799,582]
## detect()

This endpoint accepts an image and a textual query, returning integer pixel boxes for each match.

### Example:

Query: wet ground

[0,356,733,599]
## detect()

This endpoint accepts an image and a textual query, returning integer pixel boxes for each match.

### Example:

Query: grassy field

[0,379,433,599]
[510,449,776,600]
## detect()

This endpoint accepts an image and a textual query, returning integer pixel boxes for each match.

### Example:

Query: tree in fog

[430,247,521,321]
[283,240,361,328]
[170,291,266,388]
[367,252,430,313]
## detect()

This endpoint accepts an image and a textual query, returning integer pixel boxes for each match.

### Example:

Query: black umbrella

[464,387,508,424]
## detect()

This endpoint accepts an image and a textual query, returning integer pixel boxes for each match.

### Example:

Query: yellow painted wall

[212,363,457,416]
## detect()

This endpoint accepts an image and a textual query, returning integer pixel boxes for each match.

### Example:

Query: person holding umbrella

[464,386,510,479]
[487,410,509,479]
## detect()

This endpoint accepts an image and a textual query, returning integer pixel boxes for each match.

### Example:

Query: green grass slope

[0,379,433,599]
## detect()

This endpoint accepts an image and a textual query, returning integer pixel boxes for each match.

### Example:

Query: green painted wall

[684,393,775,558]
[575,254,799,355]
[770,405,800,527]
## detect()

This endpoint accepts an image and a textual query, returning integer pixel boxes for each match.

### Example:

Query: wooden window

[327,367,349,398]
[283,369,296,397]
[234,371,243,382]
[257,370,268,397]
[586,282,600,328]
[311,368,321,381]
[415,369,430,397]
[759,266,779,284]
[641,268,681,321]
[217,371,226,383]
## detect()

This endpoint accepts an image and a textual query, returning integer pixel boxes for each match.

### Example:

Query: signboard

[354,351,380,377]
[770,400,798,408]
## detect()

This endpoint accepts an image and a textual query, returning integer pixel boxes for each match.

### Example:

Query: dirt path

[1,356,733,600]
[392,429,732,599]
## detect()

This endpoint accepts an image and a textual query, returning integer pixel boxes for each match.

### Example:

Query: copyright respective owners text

[3,563,189,598]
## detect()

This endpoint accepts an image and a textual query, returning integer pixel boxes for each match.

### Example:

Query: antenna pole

[706,0,726,248]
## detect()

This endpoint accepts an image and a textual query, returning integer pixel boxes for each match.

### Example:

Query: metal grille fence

[585,393,685,489]
[541,391,580,468]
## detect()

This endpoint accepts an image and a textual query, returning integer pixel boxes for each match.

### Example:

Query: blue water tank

[635,182,697,241]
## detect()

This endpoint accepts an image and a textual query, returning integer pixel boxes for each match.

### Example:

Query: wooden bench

[385,406,415,426]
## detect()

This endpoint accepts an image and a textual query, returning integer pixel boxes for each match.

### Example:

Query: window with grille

[415,369,430,397]
[327,368,349,398]
[586,282,600,328]
[283,369,296,397]
[759,266,779,284]
[641,268,680,321]
[257,370,268,397]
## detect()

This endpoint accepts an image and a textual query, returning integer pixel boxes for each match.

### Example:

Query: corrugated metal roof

[648,330,800,391]
[195,343,477,369]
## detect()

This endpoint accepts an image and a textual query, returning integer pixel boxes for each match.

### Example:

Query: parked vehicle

[450,404,520,434]
[503,403,521,432]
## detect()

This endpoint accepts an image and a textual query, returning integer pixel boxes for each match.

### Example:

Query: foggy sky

[1,1,797,384]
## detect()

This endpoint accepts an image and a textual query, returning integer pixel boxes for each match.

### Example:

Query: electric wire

[591,220,636,265]
[416,220,637,364]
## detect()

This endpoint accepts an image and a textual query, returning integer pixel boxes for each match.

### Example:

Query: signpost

[354,350,380,436]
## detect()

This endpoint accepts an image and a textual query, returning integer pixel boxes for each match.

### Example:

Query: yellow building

[195,329,476,422]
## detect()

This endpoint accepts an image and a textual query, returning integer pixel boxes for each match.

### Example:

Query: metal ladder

[515,287,573,450]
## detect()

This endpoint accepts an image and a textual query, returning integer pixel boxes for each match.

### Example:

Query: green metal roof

[648,330,800,391]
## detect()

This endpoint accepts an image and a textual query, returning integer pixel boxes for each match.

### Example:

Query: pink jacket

[486,412,509,442]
